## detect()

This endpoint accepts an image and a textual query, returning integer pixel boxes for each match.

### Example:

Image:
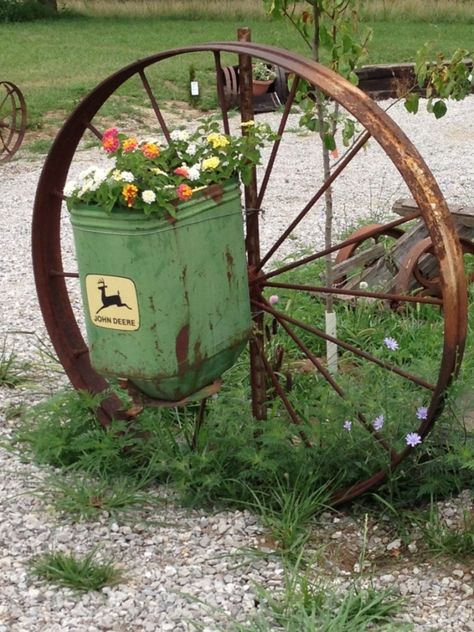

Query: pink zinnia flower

[174,166,190,178]
[102,128,119,153]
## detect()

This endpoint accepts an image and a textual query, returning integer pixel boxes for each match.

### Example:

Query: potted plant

[64,118,275,402]
[252,61,277,96]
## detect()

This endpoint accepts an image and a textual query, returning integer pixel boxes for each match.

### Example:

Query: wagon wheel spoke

[253,299,435,391]
[214,52,231,135]
[138,68,172,144]
[257,129,372,271]
[257,74,300,207]
[262,281,443,306]
[258,300,401,458]
[261,211,421,282]
[254,339,312,447]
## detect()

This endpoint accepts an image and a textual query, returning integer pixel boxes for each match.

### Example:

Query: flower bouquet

[65,118,275,219]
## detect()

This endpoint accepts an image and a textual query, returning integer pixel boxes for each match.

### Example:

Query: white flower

[78,165,98,180]
[92,167,109,185]
[170,129,190,142]
[120,171,135,183]
[111,169,123,182]
[187,164,201,181]
[142,190,156,204]
[63,181,76,196]
[78,180,92,197]
[186,142,197,156]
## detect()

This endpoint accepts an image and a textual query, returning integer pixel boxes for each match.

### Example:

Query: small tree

[264,0,473,373]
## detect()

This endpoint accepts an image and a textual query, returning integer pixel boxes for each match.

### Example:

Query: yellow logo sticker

[85,274,140,331]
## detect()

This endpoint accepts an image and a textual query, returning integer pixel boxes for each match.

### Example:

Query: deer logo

[96,278,132,314]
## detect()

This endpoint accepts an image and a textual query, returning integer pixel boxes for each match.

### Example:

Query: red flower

[174,166,189,178]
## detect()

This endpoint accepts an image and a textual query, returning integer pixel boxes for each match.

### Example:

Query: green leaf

[404,93,420,115]
[432,100,447,119]
[323,134,336,151]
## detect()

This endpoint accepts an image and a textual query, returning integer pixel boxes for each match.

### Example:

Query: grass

[235,566,409,631]
[420,502,474,559]
[30,548,123,592]
[1,12,472,139]
[39,472,162,521]
[0,339,31,388]
[59,0,474,23]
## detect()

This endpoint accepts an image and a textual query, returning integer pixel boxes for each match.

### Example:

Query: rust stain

[204,183,224,204]
[194,339,203,364]
[181,266,189,306]
[175,324,190,374]
[225,250,234,285]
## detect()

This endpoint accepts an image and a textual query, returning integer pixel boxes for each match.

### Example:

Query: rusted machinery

[0,81,26,162]
[32,42,468,504]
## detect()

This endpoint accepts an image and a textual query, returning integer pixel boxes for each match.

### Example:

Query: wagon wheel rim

[32,42,467,502]
[0,81,27,163]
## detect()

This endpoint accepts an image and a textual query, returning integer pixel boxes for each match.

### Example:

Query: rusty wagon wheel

[32,43,467,504]
[0,81,27,163]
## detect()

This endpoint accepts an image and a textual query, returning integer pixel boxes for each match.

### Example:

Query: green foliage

[0,339,31,388]
[39,473,160,521]
[420,503,474,559]
[406,45,474,118]
[30,549,123,591]
[240,474,332,557]
[236,567,408,631]
[65,118,276,217]
[0,0,60,22]
[265,0,371,149]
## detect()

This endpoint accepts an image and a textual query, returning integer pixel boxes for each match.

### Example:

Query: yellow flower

[240,120,255,128]
[207,132,230,149]
[202,156,220,171]
[122,184,139,207]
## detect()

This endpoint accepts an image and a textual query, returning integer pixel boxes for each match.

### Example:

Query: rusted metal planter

[69,178,251,401]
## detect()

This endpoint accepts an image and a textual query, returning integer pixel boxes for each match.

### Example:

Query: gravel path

[0,97,473,630]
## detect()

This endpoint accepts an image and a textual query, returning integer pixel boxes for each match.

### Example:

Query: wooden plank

[356,60,473,101]
[393,198,474,229]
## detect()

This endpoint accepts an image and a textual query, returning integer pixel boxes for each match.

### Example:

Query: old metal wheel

[0,81,27,163]
[32,43,467,504]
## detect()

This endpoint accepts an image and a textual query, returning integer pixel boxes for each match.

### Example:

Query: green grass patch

[1,15,472,134]
[30,548,123,592]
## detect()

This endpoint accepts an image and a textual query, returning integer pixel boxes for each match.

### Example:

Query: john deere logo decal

[85,274,139,331]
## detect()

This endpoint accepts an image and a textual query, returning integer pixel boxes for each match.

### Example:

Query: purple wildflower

[383,336,399,351]
[343,420,352,431]
[405,432,422,448]
[269,295,279,306]
[416,406,428,420]
[373,414,385,431]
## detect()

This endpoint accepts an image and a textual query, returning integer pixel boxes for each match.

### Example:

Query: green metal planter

[69,179,251,401]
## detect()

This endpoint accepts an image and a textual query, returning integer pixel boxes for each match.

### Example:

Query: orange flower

[122,137,138,153]
[122,184,139,207]
[176,183,193,201]
[174,166,189,178]
[141,143,160,159]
